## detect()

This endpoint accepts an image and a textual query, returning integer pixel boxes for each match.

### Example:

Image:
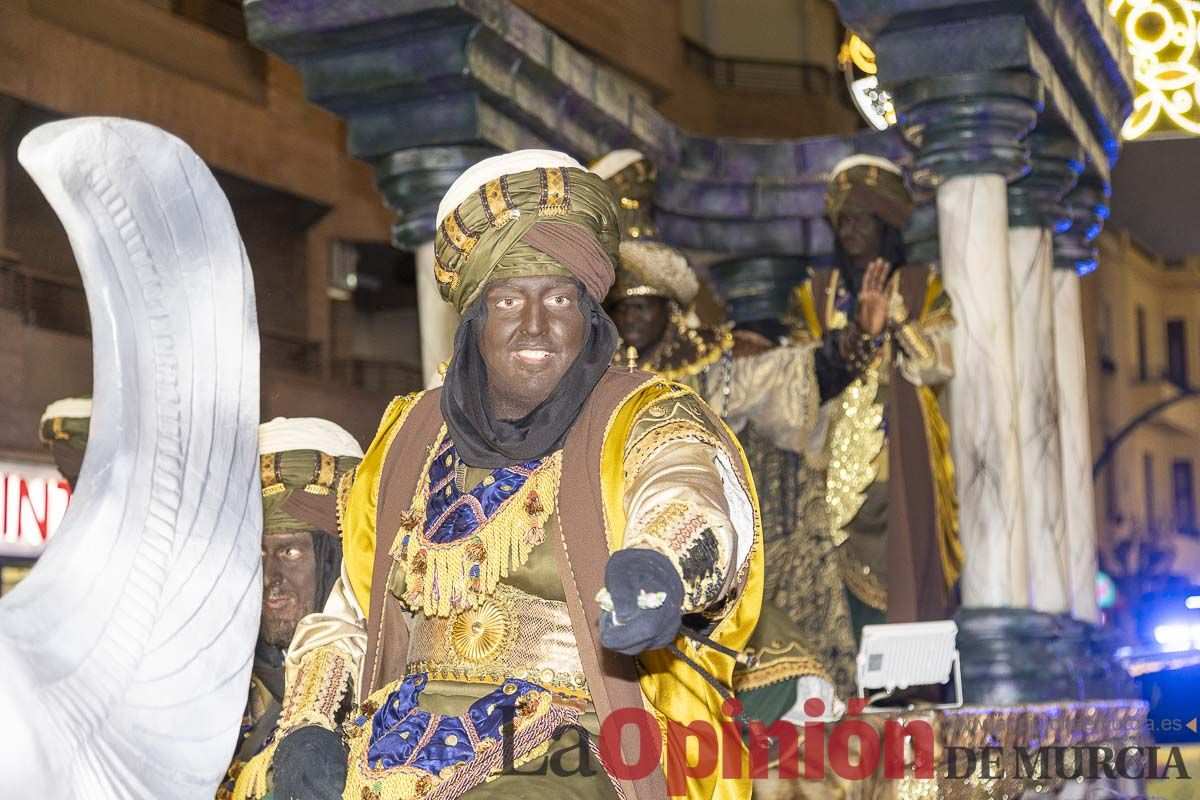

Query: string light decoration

[838,34,897,131]
[1110,0,1200,139]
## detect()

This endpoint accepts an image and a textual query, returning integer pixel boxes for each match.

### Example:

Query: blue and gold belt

[343,673,579,800]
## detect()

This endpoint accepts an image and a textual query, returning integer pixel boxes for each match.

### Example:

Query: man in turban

[218,418,363,800]
[267,151,764,800]
[592,150,889,724]
[39,397,93,490]
[788,154,959,636]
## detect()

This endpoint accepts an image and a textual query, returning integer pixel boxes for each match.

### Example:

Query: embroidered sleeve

[895,288,955,387]
[713,344,821,453]
[280,565,369,726]
[335,466,356,538]
[276,646,353,736]
[621,392,747,612]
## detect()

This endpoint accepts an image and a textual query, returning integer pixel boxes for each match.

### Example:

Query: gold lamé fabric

[739,423,858,698]
[406,583,589,699]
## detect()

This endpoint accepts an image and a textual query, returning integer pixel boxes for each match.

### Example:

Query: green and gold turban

[589,148,659,241]
[433,150,621,313]
[824,154,913,230]
[40,396,91,487]
[590,150,699,309]
[258,417,363,536]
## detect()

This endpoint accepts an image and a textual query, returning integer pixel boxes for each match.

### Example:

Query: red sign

[0,463,72,558]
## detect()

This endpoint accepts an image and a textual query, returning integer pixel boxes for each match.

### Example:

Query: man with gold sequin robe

[593,150,875,708]
[789,154,960,635]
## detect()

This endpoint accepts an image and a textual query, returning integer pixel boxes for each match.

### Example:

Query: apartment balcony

[1127,372,1200,438]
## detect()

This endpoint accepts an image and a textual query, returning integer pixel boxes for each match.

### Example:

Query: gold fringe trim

[343,682,570,800]
[229,739,277,800]
[261,483,286,498]
[302,484,331,496]
[392,439,563,618]
[336,468,356,538]
[826,368,884,546]
[733,655,831,693]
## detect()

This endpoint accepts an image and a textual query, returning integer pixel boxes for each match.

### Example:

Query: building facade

[0,0,867,583]
[0,0,423,583]
[1086,229,1200,585]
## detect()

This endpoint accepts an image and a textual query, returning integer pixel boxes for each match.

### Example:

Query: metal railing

[0,255,420,394]
[331,358,422,395]
[682,40,838,96]
[0,256,91,337]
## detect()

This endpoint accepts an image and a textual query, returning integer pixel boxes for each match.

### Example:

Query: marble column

[935,175,1030,608]
[892,71,1092,703]
[1053,172,1110,624]
[1054,269,1100,622]
[895,71,1042,610]
[414,240,458,389]
[1005,129,1083,615]
[1007,226,1069,612]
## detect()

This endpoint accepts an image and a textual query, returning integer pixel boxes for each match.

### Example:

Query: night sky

[1109,137,1200,261]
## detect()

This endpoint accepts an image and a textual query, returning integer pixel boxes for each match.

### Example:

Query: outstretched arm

[598,393,753,654]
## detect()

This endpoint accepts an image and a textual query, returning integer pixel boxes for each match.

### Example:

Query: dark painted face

[610,295,670,352]
[260,530,318,649]
[836,210,884,262]
[479,274,588,420]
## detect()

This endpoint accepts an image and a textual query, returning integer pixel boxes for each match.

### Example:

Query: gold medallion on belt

[446,590,518,664]
[408,583,590,699]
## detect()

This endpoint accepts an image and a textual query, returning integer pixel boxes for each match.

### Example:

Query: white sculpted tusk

[0,118,262,799]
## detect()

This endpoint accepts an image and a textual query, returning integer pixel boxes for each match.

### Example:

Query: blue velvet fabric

[423,439,543,544]
[353,674,542,774]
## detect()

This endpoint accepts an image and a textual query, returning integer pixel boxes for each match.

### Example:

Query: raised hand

[854,258,890,337]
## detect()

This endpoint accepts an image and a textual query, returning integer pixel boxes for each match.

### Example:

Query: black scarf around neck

[440,284,618,469]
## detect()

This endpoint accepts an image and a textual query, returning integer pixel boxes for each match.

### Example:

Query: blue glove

[272,725,347,800]
[598,548,684,655]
